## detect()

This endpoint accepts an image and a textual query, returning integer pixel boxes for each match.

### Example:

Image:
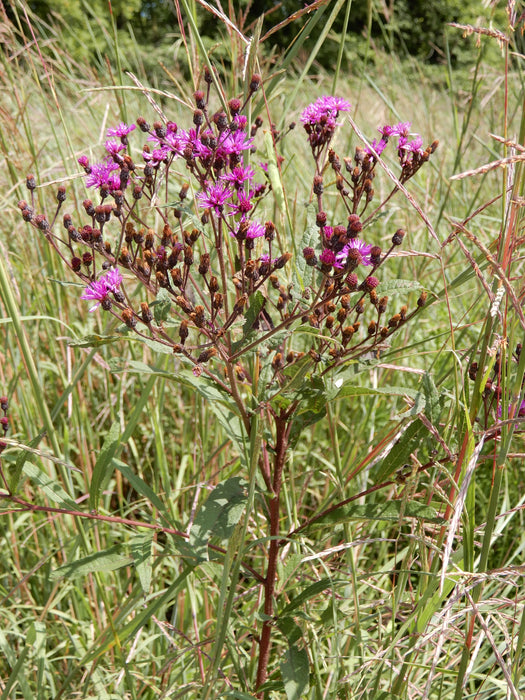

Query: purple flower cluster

[301,95,351,149]
[80,268,123,311]
[366,121,425,163]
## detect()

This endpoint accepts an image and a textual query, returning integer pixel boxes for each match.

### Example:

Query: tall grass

[1,1,524,698]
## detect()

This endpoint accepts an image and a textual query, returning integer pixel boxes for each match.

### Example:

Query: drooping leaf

[374,419,427,482]
[279,578,336,616]
[293,203,319,291]
[376,279,424,295]
[23,461,77,510]
[280,644,309,700]
[333,383,419,402]
[308,500,444,528]
[50,545,133,580]
[68,334,120,348]
[89,421,120,511]
[131,531,154,595]
[151,287,172,323]
[189,477,248,560]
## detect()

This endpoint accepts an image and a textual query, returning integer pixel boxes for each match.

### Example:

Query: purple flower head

[319,248,337,267]
[105,139,126,156]
[80,268,123,311]
[391,122,411,137]
[336,238,373,268]
[378,124,396,137]
[106,122,136,139]
[143,146,170,165]
[402,135,424,154]
[365,138,388,158]
[218,128,254,158]
[78,155,90,170]
[301,96,351,149]
[228,189,253,216]
[196,181,233,215]
[233,114,248,130]
[221,165,254,188]
[85,158,120,190]
[246,221,265,239]
[301,96,351,126]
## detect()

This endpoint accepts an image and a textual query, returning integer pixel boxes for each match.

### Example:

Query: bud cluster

[20,83,434,391]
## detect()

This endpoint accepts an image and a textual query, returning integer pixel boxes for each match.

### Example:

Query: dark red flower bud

[0,397,8,411]
[392,228,405,246]
[194,90,205,109]
[249,74,262,93]
[370,246,381,265]
[26,174,36,191]
[56,186,66,203]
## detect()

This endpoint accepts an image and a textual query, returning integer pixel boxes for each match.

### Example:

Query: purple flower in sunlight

[143,146,170,165]
[80,268,123,311]
[228,189,253,216]
[301,95,351,148]
[391,121,411,137]
[402,135,424,154]
[336,238,373,268]
[78,155,90,170]
[221,165,254,188]
[196,181,233,214]
[301,96,351,126]
[319,248,336,266]
[105,139,126,156]
[85,158,120,189]
[365,138,388,157]
[246,221,265,238]
[107,122,136,139]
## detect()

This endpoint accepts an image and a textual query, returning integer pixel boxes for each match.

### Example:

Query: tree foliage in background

[10,0,510,72]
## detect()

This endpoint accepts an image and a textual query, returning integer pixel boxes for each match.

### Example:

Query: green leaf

[279,578,336,616]
[242,290,266,336]
[89,421,120,511]
[308,500,444,528]
[264,130,285,210]
[50,545,133,580]
[151,287,172,323]
[280,644,309,700]
[375,419,426,483]
[23,462,77,510]
[131,531,153,595]
[377,279,424,295]
[189,477,248,560]
[114,460,171,522]
[293,204,319,291]
[421,371,441,424]
[333,383,419,402]
[68,334,120,348]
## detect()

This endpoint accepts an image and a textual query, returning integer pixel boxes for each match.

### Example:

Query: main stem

[255,411,290,694]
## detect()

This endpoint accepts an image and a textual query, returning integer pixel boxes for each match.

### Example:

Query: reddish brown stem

[255,411,291,694]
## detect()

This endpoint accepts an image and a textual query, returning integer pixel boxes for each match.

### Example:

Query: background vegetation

[1,0,525,698]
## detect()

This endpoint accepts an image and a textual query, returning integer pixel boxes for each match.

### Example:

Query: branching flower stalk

[17,73,437,692]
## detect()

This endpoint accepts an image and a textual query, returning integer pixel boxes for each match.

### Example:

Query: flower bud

[121,308,137,328]
[198,348,217,364]
[26,174,36,191]
[392,228,405,246]
[141,302,153,324]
